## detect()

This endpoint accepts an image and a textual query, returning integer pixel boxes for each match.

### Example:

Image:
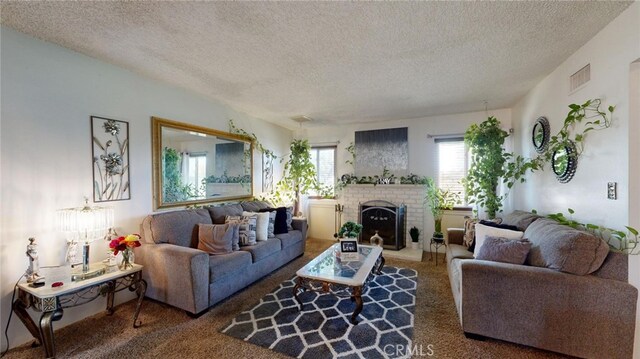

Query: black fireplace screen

[359,200,406,250]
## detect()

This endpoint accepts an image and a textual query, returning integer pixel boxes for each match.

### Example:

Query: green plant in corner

[338,221,363,238]
[277,139,318,215]
[425,177,461,238]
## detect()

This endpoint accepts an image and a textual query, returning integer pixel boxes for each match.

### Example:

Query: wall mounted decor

[152,117,253,210]
[552,140,578,183]
[354,127,408,176]
[91,116,130,202]
[532,116,550,153]
[262,152,274,192]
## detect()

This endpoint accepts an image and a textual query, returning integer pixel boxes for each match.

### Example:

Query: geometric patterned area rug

[221,266,417,359]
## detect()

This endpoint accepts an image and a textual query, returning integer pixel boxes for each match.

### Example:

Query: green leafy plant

[504,99,614,190]
[338,221,363,238]
[543,208,639,254]
[409,226,420,243]
[462,116,509,219]
[425,177,460,237]
[274,139,318,214]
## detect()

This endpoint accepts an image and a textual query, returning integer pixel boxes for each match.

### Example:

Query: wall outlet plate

[607,182,617,200]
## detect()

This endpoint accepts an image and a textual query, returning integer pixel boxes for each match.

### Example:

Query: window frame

[307,145,337,199]
[434,137,472,210]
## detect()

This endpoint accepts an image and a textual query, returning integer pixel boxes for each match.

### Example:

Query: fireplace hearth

[359,200,406,250]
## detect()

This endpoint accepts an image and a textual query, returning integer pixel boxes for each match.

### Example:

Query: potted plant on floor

[409,226,421,249]
[425,178,460,239]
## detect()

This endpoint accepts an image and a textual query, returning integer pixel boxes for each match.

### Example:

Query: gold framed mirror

[152,117,253,210]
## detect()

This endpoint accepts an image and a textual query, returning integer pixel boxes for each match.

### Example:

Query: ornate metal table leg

[12,299,41,347]
[38,308,63,358]
[132,279,147,328]
[293,277,305,311]
[375,256,385,275]
[107,285,116,315]
[350,286,363,325]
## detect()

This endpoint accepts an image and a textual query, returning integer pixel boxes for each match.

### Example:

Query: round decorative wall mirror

[532,116,550,153]
[552,141,578,183]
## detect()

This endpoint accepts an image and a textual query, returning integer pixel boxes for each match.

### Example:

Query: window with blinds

[435,137,468,206]
[308,146,336,197]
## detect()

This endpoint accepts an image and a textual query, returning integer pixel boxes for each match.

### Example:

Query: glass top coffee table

[293,243,384,324]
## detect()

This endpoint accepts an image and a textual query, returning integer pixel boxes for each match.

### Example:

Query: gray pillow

[524,218,610,275]
[286,206,294,230]
[266,211,276,238]
[207,204,243,224]
[475,236,532,265]
[197,223,239,255]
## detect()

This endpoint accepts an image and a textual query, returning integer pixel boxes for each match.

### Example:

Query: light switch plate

[607,182,617,200]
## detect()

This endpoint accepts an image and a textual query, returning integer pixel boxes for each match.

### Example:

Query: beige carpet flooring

[6,238,569,358]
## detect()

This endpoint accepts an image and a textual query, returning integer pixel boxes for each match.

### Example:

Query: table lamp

[58,198,113,281]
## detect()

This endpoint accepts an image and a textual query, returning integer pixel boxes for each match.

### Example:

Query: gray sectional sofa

[136,201,307,316]
[446,210,637,359]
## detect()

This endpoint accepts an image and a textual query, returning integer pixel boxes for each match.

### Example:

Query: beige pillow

[197,223,239,255]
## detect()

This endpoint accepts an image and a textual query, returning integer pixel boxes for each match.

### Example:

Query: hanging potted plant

[425,178,460,238]
[461,116,509,219]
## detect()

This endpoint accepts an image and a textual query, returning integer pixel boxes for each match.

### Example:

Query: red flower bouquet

[109,234,141,270]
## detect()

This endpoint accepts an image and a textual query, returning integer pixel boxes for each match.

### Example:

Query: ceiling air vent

[570,64,590,93]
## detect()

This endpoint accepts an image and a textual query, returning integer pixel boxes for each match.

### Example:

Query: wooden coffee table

[293,243,384,324]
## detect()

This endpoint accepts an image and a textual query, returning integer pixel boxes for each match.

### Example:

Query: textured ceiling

[1,1,632,129]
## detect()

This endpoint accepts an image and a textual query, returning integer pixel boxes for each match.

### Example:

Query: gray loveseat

[446,210,637,358]
[136,201,307,316]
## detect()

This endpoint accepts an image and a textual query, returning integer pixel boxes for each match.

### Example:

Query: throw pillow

[197,223,239,255]
[464,217,504,252]
[475,236,532,264]
[225,214,257,246]
[260,207,288,235]
[244,211,270,241]
[473,223,524,258]
[479,220,520,232]
[266,211,276,238]
[286,206,294,230]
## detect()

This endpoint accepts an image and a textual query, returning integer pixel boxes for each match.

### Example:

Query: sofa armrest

[459,259,637,358]
[135,243,209,314]
[292,218,308,240]
[446,228,464,246]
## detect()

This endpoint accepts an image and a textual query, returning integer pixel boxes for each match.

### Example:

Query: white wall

[510,3,640,357]
[300,108,512,240]
[0,27,292,350]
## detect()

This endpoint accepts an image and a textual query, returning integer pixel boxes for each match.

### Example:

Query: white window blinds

[435,137,468,205]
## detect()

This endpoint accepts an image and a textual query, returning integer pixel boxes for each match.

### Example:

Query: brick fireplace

[338,184,426,247]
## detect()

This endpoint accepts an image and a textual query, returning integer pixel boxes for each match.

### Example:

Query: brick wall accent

[337,184,426,242]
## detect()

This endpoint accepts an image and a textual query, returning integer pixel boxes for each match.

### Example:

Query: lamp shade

[58,201,113,242]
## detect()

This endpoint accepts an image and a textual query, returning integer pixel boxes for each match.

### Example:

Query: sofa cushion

[241,201,272,212]
[197,223,239,255]
[207,204,243,224]
[524,218,610,275]
[240,238,281,262]
[474,223,523,258]
[209,250,252,283]
[475,236,532,265]
[502,210,542,231]
[146,209,212,248]
[276,230,303,249]
[286,206,294,230]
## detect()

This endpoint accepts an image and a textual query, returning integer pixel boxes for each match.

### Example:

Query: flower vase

[119,249,134,270]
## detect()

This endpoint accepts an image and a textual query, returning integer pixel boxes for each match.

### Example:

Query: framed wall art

[91,116,130,202]
[262,152,274,192]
